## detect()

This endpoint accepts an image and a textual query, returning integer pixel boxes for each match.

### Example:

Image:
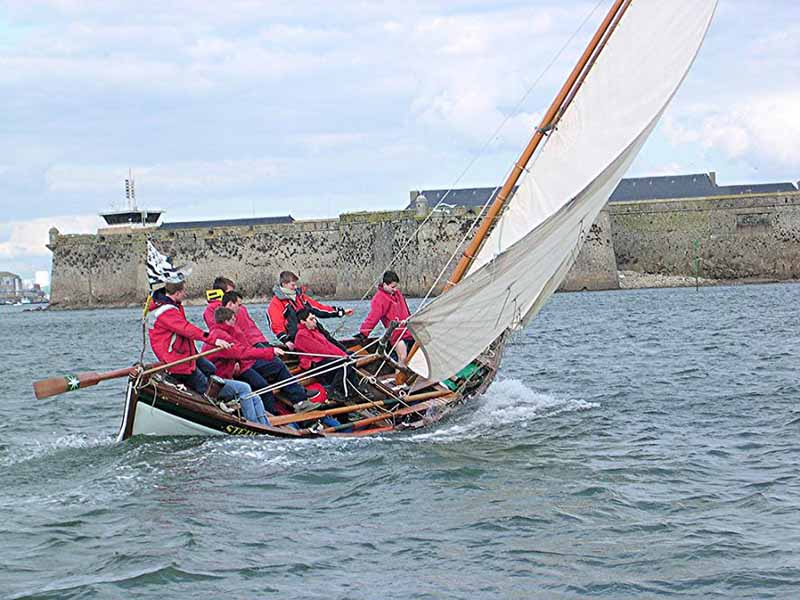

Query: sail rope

[353,0,609,309]
[238,338,383,401]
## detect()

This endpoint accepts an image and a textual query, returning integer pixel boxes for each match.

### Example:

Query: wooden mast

[443,0,631,291]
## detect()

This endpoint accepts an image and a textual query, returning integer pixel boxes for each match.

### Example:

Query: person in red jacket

[203,276,268,347]
[294,309,362,399]
[208,305,319,413]
[147,281,252,401]
[358,270,414,365]
[267,270,352,349]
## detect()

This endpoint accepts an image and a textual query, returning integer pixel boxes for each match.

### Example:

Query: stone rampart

[560,210,620,291]
[609,192,800,281]
[49,219,339,308]
[336,207,485,298]
[48,190,800,309]
[48,207,617,308]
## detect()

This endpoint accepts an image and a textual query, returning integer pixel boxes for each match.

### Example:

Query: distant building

[407,172,799,210]
[0,271,23,302]
[99,172,163,234]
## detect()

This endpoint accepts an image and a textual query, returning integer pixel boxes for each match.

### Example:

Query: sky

[0,0,798,280]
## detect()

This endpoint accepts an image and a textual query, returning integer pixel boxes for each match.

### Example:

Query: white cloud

[664,91,800,169]
[0,214,102,259]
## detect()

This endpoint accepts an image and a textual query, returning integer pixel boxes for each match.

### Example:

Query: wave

[408,378,598,442]
[0,433,116,469]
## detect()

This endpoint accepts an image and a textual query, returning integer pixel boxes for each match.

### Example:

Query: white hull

[131,401,224,437]
[117,382,224,441]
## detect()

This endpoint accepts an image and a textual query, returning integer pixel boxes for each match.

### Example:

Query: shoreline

[40,275,799,311]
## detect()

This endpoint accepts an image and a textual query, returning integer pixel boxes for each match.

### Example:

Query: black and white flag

[146,240,192,288]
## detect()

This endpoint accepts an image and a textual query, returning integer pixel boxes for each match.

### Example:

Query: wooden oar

[32,347,224,400]
[320,394,453,434]
[268,388,452,427]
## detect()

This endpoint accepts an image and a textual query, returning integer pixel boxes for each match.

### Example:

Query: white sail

[406,0,718,381]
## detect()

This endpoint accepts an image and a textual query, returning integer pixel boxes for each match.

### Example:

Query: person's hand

[344,308,354,316]
[274,347,285,357]
[286,341,295,350]
[215,339,233,349]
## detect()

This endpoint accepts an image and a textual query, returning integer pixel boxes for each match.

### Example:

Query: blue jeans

[173,369,266,424]
[219,379,268,425]
[238,368,278,415]
[252,358,306,405]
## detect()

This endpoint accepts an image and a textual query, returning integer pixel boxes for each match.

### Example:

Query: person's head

[221,290,242,313]
[214,306,236,326]
[382,270,400,293]
[296,308,317,330]
[164,281,186,302]
[279,270,299,292]
[212,276,235,293]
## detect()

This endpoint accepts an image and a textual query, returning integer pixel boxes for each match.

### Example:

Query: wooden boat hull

[117,335,507,441]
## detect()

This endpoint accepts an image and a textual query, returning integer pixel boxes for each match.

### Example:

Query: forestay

[406,0,718,381]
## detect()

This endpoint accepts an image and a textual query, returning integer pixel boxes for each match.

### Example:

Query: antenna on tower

[124,169,136,210]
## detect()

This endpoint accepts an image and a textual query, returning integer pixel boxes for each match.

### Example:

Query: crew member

[212,296,320,412]
[204,276,268,347]
[358,270,414,365]
[294,309,363,399]
[147,281,251,402]
[267,270,353,349]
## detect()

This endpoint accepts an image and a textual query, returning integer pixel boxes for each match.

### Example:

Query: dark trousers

[172,369,207,394]
[197,357,217,376]
[251,358,307,405]
[171,357,216,394]
[314,358,359,396]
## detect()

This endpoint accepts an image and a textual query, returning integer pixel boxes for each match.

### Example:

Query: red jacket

[267,285,344,344]
[147,291,215,375]
[204,300,266,346]
[203,322,276,379]
[202,299,221,329]
[294,322,348,370]
[237,304,267,345]
[360,286,413,345]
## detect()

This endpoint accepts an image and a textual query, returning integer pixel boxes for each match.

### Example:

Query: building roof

[412,187,506,208]
[608,173,717,202]
[0,271,21,278]
[160,215,294,230]
[100,209,163,226]
[408,172,799,209]
[609,173,798,202]
[715,183,797,196]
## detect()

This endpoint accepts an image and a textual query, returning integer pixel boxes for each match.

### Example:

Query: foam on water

[408,378,599,442]
[0,432,116,468]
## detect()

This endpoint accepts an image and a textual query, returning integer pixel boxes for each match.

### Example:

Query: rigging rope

[238,338,383,401]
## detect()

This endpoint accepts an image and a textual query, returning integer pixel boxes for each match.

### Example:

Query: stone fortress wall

[47,189,800,309]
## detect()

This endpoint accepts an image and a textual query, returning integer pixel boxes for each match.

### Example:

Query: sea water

[1,284,798,599]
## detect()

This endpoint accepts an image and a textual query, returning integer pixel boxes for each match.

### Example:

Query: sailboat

[37,0,719,439]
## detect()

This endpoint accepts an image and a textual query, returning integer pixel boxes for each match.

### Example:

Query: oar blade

[33,372,99,400]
